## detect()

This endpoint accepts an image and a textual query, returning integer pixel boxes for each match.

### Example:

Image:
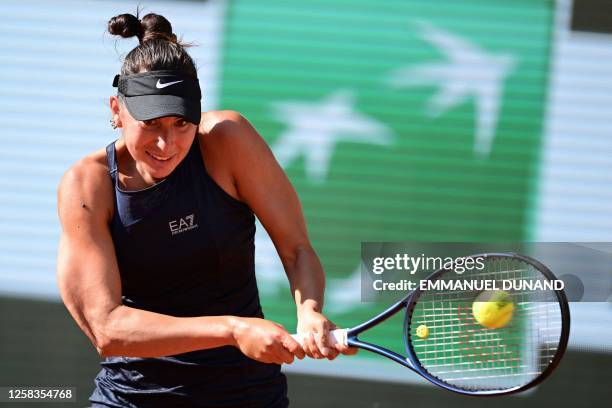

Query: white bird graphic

[271,90,393,182]
[389,21,516,157]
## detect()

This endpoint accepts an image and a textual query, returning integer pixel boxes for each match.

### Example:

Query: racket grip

[291,328,348,347]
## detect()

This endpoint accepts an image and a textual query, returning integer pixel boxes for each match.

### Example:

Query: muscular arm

[56,158,236,358]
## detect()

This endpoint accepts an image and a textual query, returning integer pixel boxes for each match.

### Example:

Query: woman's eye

[142,120,157,127]
[176,119,188,127]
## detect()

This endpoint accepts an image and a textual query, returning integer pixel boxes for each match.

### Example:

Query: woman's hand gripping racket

[292,253,570,396]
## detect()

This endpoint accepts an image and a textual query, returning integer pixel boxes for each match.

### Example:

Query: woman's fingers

[304,331,324,359]
[333,342,359,355]
[275,344,295,364]
[314,324,331,358]
[282,334,305,360]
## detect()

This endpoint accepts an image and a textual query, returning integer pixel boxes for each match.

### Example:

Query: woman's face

[111,96,197,183]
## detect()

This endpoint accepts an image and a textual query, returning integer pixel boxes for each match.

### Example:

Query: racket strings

[407,256,563,392]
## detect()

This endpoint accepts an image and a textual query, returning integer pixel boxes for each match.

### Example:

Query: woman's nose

[156,134,174,152]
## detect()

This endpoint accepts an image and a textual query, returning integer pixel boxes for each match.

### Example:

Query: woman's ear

[109,96,123,129]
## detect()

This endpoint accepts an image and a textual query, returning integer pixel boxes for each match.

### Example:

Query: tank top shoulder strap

[185,136,213,185]
[187,136,204,166]
[105,140,118,185]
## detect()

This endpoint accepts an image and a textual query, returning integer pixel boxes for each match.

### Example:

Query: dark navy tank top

[89,138,288,408]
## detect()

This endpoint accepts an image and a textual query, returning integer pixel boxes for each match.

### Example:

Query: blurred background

[1,0,611,406]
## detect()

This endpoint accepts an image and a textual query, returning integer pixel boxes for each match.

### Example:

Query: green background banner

[219,0,554,355]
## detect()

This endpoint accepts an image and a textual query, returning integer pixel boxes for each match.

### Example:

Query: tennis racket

[292,253,570,396]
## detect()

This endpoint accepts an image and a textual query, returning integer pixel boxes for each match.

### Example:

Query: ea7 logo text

[169,214,198,235]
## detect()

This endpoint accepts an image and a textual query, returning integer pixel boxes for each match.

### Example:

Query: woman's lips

[146,151,175,162]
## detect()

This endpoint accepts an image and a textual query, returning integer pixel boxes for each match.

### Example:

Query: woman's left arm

[200,111,355,360]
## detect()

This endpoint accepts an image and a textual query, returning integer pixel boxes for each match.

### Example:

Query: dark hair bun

[108,13,143,40]
[141,13,177,42]
[109,11,195,77]
[108,12,177,44]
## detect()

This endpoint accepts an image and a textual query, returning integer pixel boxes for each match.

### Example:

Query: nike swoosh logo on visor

[156,79,184,89]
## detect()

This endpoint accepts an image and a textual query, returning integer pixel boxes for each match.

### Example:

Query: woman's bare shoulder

[57,145,115,218]
[198,110,249,142]
[196,110,259,201]
[198,110,269,151]
[62,146,112,185]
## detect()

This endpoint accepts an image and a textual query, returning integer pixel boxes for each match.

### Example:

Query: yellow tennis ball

[416,324,429,339]
[472,290,515,329]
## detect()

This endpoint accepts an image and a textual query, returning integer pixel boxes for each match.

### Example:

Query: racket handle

[291,328,348,347]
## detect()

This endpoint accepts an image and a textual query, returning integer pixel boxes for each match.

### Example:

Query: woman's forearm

[284,245,326,314]
[98,306,238,357]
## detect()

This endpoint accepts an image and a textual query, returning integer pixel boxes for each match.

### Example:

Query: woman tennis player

[56,12,354,407]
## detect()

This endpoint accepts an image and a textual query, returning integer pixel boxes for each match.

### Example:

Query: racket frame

[343,252,570,396]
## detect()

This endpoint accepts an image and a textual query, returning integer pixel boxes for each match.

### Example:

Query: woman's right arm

[56,158,302,364]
